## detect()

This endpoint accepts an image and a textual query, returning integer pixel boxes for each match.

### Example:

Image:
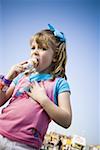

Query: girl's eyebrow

[31,43,48,50]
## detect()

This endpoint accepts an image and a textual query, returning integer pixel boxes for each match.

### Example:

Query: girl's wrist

[40,96,50,108]
[3,76,12,85]
[0,74,12,92]
[5,74,13,81]
[5,72,16,81]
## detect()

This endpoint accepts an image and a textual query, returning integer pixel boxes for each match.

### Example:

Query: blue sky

[0,0,99,145]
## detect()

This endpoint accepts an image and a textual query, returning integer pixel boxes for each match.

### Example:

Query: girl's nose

[32,49,39,56]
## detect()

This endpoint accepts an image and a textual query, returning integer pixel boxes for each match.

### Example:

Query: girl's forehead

[35,34,48,44]
[30,33,56,50]
[31,35,51,47]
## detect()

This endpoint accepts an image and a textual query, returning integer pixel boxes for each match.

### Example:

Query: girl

[0,24,72,150]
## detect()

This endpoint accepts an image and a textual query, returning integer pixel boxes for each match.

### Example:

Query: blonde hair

[30,29,67,80]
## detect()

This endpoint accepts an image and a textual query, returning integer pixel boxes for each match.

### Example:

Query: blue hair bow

[48,24,66,42]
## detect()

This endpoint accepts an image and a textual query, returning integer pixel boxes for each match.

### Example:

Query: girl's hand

[5,61,28,80]
[27,81,48,105]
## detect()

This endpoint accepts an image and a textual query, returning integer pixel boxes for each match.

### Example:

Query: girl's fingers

[31,81,45,89]
[39,81,45,89]
[40,81,44,87]
[26,91,31,97]
[34,81,39,85]
[31,81,39,87]
[19,61,28,65]
[29,86,33,92]
[31,82,35,88]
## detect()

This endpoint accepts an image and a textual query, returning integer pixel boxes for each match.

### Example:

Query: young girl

[0,24,72,150]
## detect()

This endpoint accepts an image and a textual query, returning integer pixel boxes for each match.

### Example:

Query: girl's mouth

[30,57,39,68]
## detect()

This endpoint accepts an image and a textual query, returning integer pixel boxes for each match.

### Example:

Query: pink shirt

[0,76,56,149]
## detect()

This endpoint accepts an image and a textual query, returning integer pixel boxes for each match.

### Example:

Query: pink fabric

[0,76,56,149]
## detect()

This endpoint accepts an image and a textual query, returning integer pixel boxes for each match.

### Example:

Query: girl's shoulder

[55,77,71,94]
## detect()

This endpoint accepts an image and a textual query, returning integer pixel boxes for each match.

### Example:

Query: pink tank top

[0,76,57,149]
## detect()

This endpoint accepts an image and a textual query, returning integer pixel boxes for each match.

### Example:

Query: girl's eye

[42,47,47,51]
[31,46,35,50]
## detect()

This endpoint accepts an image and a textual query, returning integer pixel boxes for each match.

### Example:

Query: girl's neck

[36,63,54,74]
[25,63,53,76]
[25,70,50,77]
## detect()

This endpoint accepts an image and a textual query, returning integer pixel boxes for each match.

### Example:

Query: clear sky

[0,0,99,145]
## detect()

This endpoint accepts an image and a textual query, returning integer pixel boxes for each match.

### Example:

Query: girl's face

[30,40,54,73]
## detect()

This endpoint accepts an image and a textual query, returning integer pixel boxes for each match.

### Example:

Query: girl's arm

[0,83,15,107]
[41,91,72,128]
[27,81,72,128]
[0,61,27,107]
[0,71,17,107]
